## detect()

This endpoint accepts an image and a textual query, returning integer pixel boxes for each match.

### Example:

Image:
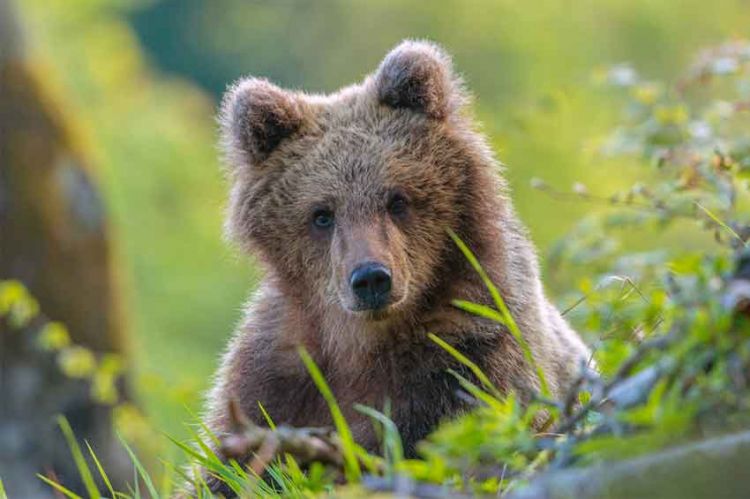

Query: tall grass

[38,233,540,497]
[447,229,551,396]
[298,346,361,483]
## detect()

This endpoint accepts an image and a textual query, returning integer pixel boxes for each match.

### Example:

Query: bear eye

[312,208,335,229]
[388,193,409,217]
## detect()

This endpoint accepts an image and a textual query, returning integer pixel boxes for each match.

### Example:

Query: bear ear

[220,77,305,168]
[374,40,462,120]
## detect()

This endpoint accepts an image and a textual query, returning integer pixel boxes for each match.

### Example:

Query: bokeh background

[4,0,750,487]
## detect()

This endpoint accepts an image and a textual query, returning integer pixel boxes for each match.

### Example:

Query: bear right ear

[220,78,305,169]
[374,40,463,120]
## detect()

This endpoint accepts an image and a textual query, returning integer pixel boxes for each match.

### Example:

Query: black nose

[350,263,392,310]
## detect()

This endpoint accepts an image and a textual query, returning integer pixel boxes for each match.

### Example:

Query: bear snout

[349,262,392,311]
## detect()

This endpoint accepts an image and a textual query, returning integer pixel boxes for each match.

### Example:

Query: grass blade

[354,404,404,475]
[85,441,116,499]
[37,474,83,499]
[258,401,277,430]
[298,346,361,483]
[131,461,139,499]
[696,202,748,247]
[428,332,501,398]
[56,416,99,499]
[183,405,221,448]
[118,434,159,499]
[166,434,244,495]
[447,229,550,396]
[158,458,176,499]
[451,300,506,324]
[446,368,502,408]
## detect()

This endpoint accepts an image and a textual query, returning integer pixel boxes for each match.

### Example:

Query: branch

[219,400,346,471]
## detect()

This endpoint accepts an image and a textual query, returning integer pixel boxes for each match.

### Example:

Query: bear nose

[350,263,392,310]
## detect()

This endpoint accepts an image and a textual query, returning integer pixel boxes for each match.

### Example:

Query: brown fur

[204,40,590,492]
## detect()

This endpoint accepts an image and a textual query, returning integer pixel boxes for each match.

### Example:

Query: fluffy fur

[204,40,590,492]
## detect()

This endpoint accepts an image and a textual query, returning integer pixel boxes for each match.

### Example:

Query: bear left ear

[374,40,462,120]
[220,77,305,170]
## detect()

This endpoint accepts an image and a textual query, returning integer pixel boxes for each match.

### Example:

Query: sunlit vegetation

[5,0,750,497]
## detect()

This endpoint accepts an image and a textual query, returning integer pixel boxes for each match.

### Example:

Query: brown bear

[203,39,590,491]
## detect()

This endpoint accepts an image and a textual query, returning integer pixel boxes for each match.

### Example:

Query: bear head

[220,40,504,328]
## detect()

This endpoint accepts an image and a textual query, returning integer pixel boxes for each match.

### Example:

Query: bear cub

[205,40,590,482]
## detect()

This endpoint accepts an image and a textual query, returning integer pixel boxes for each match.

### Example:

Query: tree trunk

[0,0,130,495]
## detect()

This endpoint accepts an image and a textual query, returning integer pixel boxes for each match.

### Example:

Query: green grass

[56,416,99,498]
[695,202,749,248]
[354,403,404,477]
[447,229,551,396]
[428,332,502,399]
[85,441,116,499]
[298,346,361,483]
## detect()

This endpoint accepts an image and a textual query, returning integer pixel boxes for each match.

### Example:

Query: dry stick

[221,399,348,473]
[603,333,676,392]
[561,294,588,317]
[533,183,726,227]
[221,424,346,468]
[248,433,280,476]
[534,185,666,213]
[556,332,677,435]
[562,367,587,418]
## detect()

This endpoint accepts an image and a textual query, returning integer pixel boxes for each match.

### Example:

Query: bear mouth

[347,301,393,317]
[353,307,393,322]
[345,294,409,322]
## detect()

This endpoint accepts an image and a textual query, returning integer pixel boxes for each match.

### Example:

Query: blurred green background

[16,0,750,445]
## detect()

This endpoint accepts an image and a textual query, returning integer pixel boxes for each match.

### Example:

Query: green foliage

[0,280,39,328]
[0,280,126,406]
[532,40,750,467]
[13,1,750,496]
